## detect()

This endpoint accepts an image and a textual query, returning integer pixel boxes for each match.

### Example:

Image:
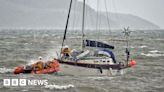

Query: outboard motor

[24,65,32,73]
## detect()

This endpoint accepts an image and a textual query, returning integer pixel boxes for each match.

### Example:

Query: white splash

[45,84,75,90]
[0,67,13,73]
[27,59,38,65]
[26,46,62,65]
[45,46,62,60]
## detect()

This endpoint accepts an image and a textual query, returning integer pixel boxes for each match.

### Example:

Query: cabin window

[103,61,105,62]
[107,61,110,63]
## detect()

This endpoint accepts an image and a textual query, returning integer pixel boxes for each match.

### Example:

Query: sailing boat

[58,0,136,76]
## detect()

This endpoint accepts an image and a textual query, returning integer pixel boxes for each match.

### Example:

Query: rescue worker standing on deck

[61,45,71,59]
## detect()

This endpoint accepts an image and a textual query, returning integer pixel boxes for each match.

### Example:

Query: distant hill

[0,0,160,30]
[101,12,160,30]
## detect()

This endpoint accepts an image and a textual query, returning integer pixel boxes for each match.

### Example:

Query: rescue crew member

[44,58,60,72]
[32,56,44,71]
[44,58,59,68]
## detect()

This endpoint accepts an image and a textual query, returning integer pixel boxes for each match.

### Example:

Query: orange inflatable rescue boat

[14,58,60,74]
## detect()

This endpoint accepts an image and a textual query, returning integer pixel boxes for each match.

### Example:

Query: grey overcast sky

[79,0,164,29]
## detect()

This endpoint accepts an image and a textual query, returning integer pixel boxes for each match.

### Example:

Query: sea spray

[0,67,13,74]
[26,45,62,65]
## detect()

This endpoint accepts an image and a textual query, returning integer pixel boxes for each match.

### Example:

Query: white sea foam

[138,45,148,48]
[123,46,135,48]
[141,49,164,57]
[141,53,164,57]
[154,38,164,41]
[149,50,163,53]
[123,45,147,49]
[0,67,13,73]
[45,84,75,90]
[87,76,114,81]
[21,89,28,92]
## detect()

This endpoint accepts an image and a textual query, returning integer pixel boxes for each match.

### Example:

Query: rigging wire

[104,0,114,45]
[111,0,130,62]
[84,0,94,39]
[96,0,100,41]
[84,0,88,38]
[87,3,95,32]
[72,0,77,31]
[98,15,102,42]
[95,0,99,32]
[112,0,122,28]
[104,0,112,34]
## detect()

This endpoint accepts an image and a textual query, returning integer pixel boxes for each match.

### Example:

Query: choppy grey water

[0,29,164,92]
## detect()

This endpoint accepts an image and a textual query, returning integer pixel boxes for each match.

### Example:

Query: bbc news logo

[3,79,48,86]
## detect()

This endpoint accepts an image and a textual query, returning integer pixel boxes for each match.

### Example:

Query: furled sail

[84,39,114,49]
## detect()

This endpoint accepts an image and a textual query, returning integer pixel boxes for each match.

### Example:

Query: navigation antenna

[123,27,131,66]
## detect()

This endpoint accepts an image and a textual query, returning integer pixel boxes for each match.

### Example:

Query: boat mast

[81,0,86,51]
[61,0,73,58]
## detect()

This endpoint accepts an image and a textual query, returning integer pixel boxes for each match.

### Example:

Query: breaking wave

[44,84,75,90]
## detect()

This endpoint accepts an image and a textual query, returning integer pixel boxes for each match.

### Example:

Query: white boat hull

[59,64,125,76]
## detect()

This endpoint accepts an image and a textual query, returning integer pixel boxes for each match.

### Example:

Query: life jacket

[32,61,44,71]
[45,60,59,68]
[52,60,60,68]
[45,61,53,69]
